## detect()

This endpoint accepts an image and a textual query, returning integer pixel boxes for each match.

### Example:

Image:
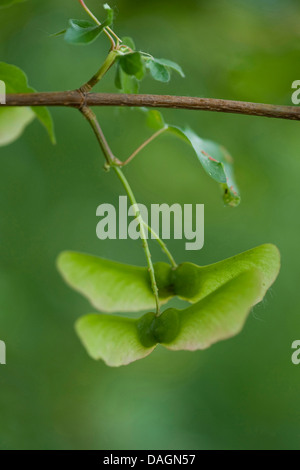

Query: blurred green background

[0,0,300,450]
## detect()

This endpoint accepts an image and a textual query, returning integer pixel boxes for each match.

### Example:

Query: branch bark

[3,91,300,121]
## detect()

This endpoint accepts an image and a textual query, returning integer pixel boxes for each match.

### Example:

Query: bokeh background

[0,0,300,450]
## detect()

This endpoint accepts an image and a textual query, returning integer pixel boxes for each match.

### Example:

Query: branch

[3,92,300,121]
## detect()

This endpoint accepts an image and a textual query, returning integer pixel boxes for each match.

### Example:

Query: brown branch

[3,91,300,121]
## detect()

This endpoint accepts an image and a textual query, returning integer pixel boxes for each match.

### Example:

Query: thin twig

[80,105,115,165]
[4,92,300,121]
[120,127,168,166]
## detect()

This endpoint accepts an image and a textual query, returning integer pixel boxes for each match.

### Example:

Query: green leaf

[0,62,55,145]
[50,30,67,38]
[145,109,166,130]
[64,19,105,45]
[119,52,145,80]
[145,57,184,83]
[76,314,155,367]
[64,4,114,46]
[146,60,170,83]
[151,58,185,77]
[0,107,34,146]
[29,105,56,145]
[0,0,25,8]
[121,36,136,50]
[103,3,114,23]
[141,108,239,205]
[169,126,240,206]
[164,269,263,351]
[57,251,172,313]
[115,63,139,94]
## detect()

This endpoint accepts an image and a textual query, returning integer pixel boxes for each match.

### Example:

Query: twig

[120,127,168,167]
[4,92,300,121]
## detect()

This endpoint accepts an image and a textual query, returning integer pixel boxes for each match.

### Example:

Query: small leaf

[0,107,34,146]
[141,108,239,205]
[64,19,105,45]
[121,36,136,50]
[170,126,240,206]
[0,62,55,145]
[64,4,114,46]
[151,58,185,77]
[76,314,155,367]
[145,57,184,83]
[146,59,170,83]
[145,109,166,130]
[115,63,139,94]
[165,269,263,351]
[103,3,114,24]
[0,0,25,8]
[119,52,145,80]
[30,105,56,145]
[57,251,171,313]
[50,30,67,38]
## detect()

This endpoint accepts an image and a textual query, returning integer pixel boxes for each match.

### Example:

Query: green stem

[143,222,177,268]
[113,166,161,315]
[80,50,118,93]
[80,106,161,315]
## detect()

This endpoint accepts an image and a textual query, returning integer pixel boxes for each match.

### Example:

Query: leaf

[145,109,166,130]
[50,30,67,38]
[0,107,34,146]
[29,105,56,145]
[76,314,155,367]
[115,63,139,94]
[178,243,280,304]
[141,108,239,206]
[146,60,170,83]
[119,52,145,80]
[64,4,114,46]
[103,2,114,23]
[145,57,184,83]
[151,58,185,77]
[171,126,240,206]
[121,36,136,50]
[0,0,25,8]
[164,269,263,351]
[64,19,105,45]
[0,62,55,145]
[57,251,172,313]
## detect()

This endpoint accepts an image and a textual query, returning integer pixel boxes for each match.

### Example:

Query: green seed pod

[152,308,180,345]
[171,262,201,300]
[153,262,174,299]
[137,309,181,347]
[137,312,157,348]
